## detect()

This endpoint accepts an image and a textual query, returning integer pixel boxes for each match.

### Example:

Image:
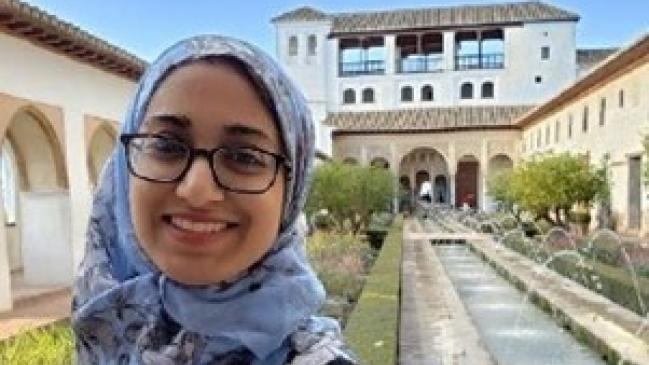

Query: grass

[344,215,402,365]
[0,323,73,365]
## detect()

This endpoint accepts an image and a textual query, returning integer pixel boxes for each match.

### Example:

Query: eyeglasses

[120,133,291,194]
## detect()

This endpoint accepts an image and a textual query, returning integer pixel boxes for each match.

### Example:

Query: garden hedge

[344,216,402,365]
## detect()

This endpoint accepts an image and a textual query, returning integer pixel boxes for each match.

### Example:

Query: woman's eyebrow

[145,113,191,128]
[224,123,273,142]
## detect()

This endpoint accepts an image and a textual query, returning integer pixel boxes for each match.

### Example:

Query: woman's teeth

[170,216,228,233]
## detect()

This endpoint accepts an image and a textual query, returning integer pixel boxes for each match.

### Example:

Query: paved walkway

[0,277,71,341]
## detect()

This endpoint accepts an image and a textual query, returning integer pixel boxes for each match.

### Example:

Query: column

[443,31,456,72]
[385,34,396,75]
[0,202,11,311]
[450,174,456,208]
[480,140,489,211]
[65,110,93,274]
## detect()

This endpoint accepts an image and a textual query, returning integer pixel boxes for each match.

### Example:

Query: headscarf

[72,35,339,365]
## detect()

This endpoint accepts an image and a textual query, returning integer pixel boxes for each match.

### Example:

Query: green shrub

[499,216,518,231]
[307,232,372,303]
[587,234,622,266]
[344,216,402,365]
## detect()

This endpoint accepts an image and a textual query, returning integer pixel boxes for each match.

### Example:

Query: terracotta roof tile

[274,2,578,34]
[0,0,146,80]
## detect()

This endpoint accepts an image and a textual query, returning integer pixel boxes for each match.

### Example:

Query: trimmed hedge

[344,216,402,365]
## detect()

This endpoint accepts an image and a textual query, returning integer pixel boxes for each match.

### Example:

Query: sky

[23,0,649,62]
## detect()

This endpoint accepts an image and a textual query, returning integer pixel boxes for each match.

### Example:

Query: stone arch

[342,156,358,165]
[87,122,118,186]
[0,104,72,289]
[456,154,480,208]
[370,156,389,169]
[485,154,514,211]
[399,147,450,204]
[5,106,68,191]
[488,153,514,173]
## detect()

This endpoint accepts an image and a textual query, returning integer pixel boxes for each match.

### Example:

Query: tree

[489,153,606,227]
[306,161,395,234]
[487,169,521,221]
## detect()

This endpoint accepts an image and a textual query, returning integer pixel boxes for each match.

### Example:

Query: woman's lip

[162,214,238,247]
[163,213,237,225]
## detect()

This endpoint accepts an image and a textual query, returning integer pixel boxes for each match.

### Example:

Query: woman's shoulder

[286,317,358,365]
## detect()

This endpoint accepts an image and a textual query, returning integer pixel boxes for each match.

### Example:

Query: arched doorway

[415,170,430,195]
[433,175,448,204]
[486,154,514,211]
[87,124,117,187]
[399,147,449,206]
[370,156,389,169]
[342,157,358,165]
[456,155,479,208]
[2,107,70,289]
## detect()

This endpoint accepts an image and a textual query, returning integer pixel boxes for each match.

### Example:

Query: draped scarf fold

[72,35,330,365]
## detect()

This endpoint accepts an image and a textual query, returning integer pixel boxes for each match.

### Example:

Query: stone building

[272,2,641,220]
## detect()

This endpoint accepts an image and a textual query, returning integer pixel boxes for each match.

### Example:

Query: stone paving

[0,282,71,341]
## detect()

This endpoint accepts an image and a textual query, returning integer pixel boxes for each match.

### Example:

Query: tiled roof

[325,105,533,132]
[0,0,146,81]
[274,2,578,34]
[577,48,618,69]
[272,6,329,22]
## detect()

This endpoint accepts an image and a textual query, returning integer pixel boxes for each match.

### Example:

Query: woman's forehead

[141,61,282,147]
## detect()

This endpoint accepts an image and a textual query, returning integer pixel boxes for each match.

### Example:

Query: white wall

[0,33,136,310]
[20,192,71,285]
[314,21,577,113]
[521,61,649,232]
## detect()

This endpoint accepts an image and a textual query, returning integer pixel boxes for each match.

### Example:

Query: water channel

[434,243,606,364]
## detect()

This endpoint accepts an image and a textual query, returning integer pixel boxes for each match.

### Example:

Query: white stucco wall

[276,20,333,156]
[277,21,577,113]
[19,192,71,285]
[0,32,137,311]
[521,61,649,232]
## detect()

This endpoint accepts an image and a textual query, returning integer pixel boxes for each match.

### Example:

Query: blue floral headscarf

[72,35,352,365]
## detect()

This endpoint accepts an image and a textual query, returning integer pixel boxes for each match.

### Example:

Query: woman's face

[130,61,285,285]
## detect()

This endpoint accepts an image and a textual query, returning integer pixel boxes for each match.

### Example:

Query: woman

[72,35,357,365]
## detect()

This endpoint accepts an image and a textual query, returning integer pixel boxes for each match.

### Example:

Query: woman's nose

[175,157,225,207]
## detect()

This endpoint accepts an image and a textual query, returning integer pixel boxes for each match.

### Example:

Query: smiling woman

[71,36,357,365]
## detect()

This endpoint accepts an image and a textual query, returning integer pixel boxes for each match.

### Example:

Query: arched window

[343,88,356,104]
[421,85,434,101]
[308,35,317,56]
[288,36,298,56]
[401,86,413,102]
[481,81,494,99]
[362,88,374,103]
[460,82,473,99]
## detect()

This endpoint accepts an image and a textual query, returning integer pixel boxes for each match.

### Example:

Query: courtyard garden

[0,160,400,364]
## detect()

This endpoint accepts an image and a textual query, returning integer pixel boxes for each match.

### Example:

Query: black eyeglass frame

[120,133,292,194]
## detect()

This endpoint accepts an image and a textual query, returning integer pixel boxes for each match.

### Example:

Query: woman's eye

[145,138,187,160]
[221,148,270,172]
